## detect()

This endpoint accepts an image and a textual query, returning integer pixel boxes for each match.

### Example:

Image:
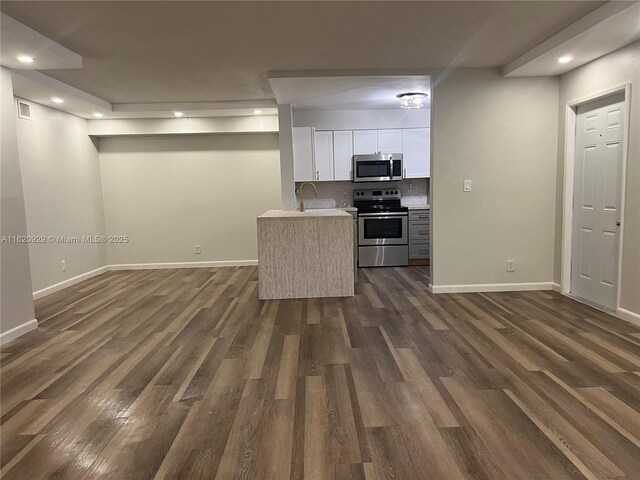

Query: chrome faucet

[298,182,317,212]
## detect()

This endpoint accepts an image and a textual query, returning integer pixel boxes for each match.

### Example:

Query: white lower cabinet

[333,130,353,181]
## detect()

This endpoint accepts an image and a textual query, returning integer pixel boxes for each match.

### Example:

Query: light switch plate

[463,179,472,192]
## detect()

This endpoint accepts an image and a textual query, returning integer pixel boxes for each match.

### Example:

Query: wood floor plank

[1,266,638,479]
[275,334,300,400]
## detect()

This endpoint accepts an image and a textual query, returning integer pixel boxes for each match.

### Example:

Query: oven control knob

[394,190,398,194]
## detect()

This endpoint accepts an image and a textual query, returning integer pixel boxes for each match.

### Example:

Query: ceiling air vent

[17,100,31,120]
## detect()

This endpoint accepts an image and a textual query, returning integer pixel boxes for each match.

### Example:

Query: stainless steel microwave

[352,154,403,182]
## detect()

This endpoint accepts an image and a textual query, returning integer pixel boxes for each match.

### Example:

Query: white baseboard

[617,307,640,327]
[109,260,258,270]
[32,260,257,300]
[431,282,554,294]
[0,319,38,345]
[551,282,562,293]
[33,266,109,300]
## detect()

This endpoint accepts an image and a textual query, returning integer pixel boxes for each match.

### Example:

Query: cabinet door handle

[403,167,406,178]
[316,170,319,181]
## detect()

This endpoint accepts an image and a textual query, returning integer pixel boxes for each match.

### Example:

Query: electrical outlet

[195,245,201,255]
[507,260,515,272]
[61,260,66,271]
[408,182,413,190]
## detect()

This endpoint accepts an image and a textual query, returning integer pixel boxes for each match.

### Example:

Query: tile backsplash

[295,179,429,209]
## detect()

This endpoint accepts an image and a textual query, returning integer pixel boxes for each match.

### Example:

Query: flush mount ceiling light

[52,97,64,104]
[173,111,184,117]
[17,55,34,63]
[93,112,104,118]
[253,109,263,114]
[396,92,428,109]
[558,56,573,64]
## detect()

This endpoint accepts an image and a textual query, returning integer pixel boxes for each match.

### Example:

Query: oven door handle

[358,212,408,218]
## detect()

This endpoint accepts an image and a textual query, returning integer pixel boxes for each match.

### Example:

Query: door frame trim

[561,82,632,313]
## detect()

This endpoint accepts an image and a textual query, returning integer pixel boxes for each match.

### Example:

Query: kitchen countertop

[404,204,430,210]
[258,209,352,220]
[337,206,358,213]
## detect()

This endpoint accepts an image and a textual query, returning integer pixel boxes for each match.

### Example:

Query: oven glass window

[364,218,403,239]
[357,161,391,178]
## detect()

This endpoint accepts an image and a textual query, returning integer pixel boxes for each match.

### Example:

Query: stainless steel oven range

[353,188,408,267]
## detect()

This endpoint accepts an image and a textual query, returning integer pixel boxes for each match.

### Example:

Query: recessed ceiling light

[558,56,573,64]
[253,109,263,114]
[93,112,104,118]
[173,111,184,117]
[396,92,428,109]
[52,97,64,104]
[17,55,34,63]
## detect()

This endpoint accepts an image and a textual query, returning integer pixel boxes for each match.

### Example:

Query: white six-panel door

[571,95,625,311]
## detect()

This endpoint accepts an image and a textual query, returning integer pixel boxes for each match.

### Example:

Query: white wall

[1,67,36,340]
[293,108,429,130]
[16,101,107,293]
[431,69,559,288]
[98,133,282,265]
[555,41,640,316]
[87,115,278,136]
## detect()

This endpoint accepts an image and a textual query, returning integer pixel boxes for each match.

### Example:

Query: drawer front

[409,223,430,240]
[409,242,430,259]
[409,219,430,228]
[409,210,430,222]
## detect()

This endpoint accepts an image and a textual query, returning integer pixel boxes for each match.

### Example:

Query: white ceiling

[0,1,607,104]
[1,1,637,120]
[0,13,81,70]
[269,75,431,111]
[505,1,640,76]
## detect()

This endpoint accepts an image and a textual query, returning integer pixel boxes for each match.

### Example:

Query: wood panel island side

[257,209,354,299]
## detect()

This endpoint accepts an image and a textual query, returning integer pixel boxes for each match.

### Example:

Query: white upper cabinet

[402,128,430,178]
[292,126,430,182]
[292,127,315,182]
[353,130,378,154]
[377,129,403,154]
[313,130,334,181]
[333,130,353,181]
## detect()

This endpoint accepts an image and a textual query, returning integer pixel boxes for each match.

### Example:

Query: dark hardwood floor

[1,266,639,479]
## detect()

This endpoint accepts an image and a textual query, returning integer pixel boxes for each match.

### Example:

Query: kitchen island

[257,209,354,299]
